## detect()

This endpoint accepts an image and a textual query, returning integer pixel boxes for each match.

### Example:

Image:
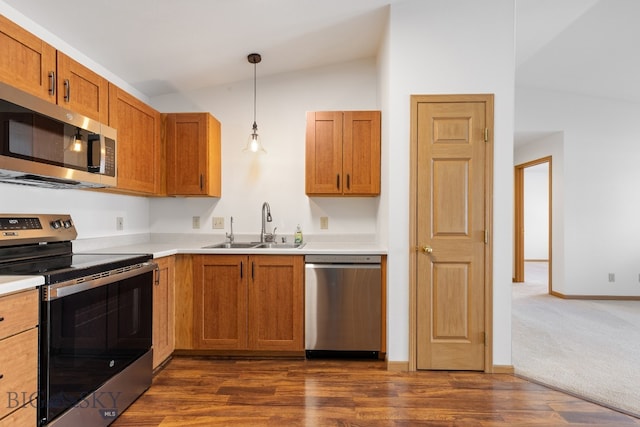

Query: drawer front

[0,290,38,340]
[0,403,36,427]
[0,328,38,420]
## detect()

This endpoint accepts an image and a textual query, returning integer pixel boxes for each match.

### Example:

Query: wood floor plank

[111,357,640,426]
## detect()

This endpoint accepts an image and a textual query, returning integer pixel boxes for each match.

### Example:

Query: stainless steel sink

[203,242,304,249]
[255,242,304,249]
[202,242,260,249]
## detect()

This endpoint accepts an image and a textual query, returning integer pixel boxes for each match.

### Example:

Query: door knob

[422,246,433,254]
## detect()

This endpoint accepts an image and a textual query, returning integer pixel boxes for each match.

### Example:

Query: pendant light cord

[253,61,257,129]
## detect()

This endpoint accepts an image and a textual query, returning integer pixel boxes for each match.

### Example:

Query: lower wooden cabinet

[191,255,304,352]
[152,256,175,369]
[0,289,38,425]
[0,403,36,427]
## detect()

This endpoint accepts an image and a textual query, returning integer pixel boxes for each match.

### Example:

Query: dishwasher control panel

[304,254,381,264]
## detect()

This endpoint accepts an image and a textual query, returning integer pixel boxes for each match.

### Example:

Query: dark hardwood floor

[112,357,640,426]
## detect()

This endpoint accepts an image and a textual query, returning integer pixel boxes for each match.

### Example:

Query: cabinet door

[305,111,343,195]
[0,404,36,427]
[0,15,56,101]
[248,255,304,351]
[108,84,163,195]
[56,52,109,123]
[343,111,381,195]
[165,113,221,196]
[0,289,38,340]
[0,328,38,420]
[152,256,175,368]
[193,255,247,349]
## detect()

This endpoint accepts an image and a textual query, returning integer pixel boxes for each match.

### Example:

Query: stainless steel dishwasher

[305,254,381,358]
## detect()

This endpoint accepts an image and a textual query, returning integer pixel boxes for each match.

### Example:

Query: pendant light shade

[244,53,266,154]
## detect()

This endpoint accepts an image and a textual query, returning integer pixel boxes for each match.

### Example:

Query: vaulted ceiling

[3,0,638,104]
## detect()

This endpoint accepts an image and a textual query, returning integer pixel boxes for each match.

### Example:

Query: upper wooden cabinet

[164,113,221,197]
[305,110,381,196]
[108,84,163,195]
[56,52,109,123]
[0,14,56,101]
[0,15,108,123]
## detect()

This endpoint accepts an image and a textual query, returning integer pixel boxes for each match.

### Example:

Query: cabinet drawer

[0,328,38,420]
[0,403,36,427]
[0,290,38,340]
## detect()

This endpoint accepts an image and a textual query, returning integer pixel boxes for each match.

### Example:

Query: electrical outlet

[192,216,200,229]
[320,216,329,229]
[116,217,124,231]
[608,273,615,283]
[212,217,224,229]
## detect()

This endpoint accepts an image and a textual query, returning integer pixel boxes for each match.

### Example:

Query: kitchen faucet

[226,216,234,243]
[260,202,273,242]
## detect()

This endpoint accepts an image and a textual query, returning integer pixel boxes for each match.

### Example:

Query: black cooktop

[0,241,152,283]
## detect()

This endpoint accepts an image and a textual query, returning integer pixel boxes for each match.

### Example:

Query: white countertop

[0,234,387,296]
[80,240,387,258]
[0,275,43,297]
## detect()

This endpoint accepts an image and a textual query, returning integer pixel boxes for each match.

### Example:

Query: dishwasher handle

[305,254,381,264]
[305,263,380,269]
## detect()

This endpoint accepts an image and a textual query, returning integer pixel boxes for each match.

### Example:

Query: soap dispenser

[294,224,303,244]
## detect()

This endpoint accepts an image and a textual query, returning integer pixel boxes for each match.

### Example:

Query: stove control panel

[0,217,42,230]
[0,214,77,246]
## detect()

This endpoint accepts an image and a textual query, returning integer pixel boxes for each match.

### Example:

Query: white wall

[383,0,515,365]
[516,86,640,296]
[148,59,381,240]
[524,163,549,260]
[0,183,149,238]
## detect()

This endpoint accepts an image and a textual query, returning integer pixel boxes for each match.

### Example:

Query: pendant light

[69,128,83,152]
[243,53,266,153]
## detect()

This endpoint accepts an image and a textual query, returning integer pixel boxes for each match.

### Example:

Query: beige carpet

[512,262,640,418]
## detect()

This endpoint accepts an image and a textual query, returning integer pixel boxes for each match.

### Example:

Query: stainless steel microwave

[0,81,116,189]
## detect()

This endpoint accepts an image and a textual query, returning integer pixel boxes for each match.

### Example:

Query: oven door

[39,263,155,425]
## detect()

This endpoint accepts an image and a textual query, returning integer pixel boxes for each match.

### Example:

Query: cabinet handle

[48,71,56,96]
[336,174,340,190]
[240,261,243,279]
[347,174,350,190]
[154,266,160,286]
[64,79,70,102]
[199,174,203,190]
[251,262,255,280]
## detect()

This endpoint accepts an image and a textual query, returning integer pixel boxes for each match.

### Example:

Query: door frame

[513,157,552,292]
[408,94,494,372]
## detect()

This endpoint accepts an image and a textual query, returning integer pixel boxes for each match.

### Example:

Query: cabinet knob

[0,316,4,322]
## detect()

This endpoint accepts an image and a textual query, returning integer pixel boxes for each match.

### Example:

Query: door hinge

[484,230,488,244]
[484,128,489,142]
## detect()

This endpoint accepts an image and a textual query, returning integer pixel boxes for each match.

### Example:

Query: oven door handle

[43,261,157,301]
